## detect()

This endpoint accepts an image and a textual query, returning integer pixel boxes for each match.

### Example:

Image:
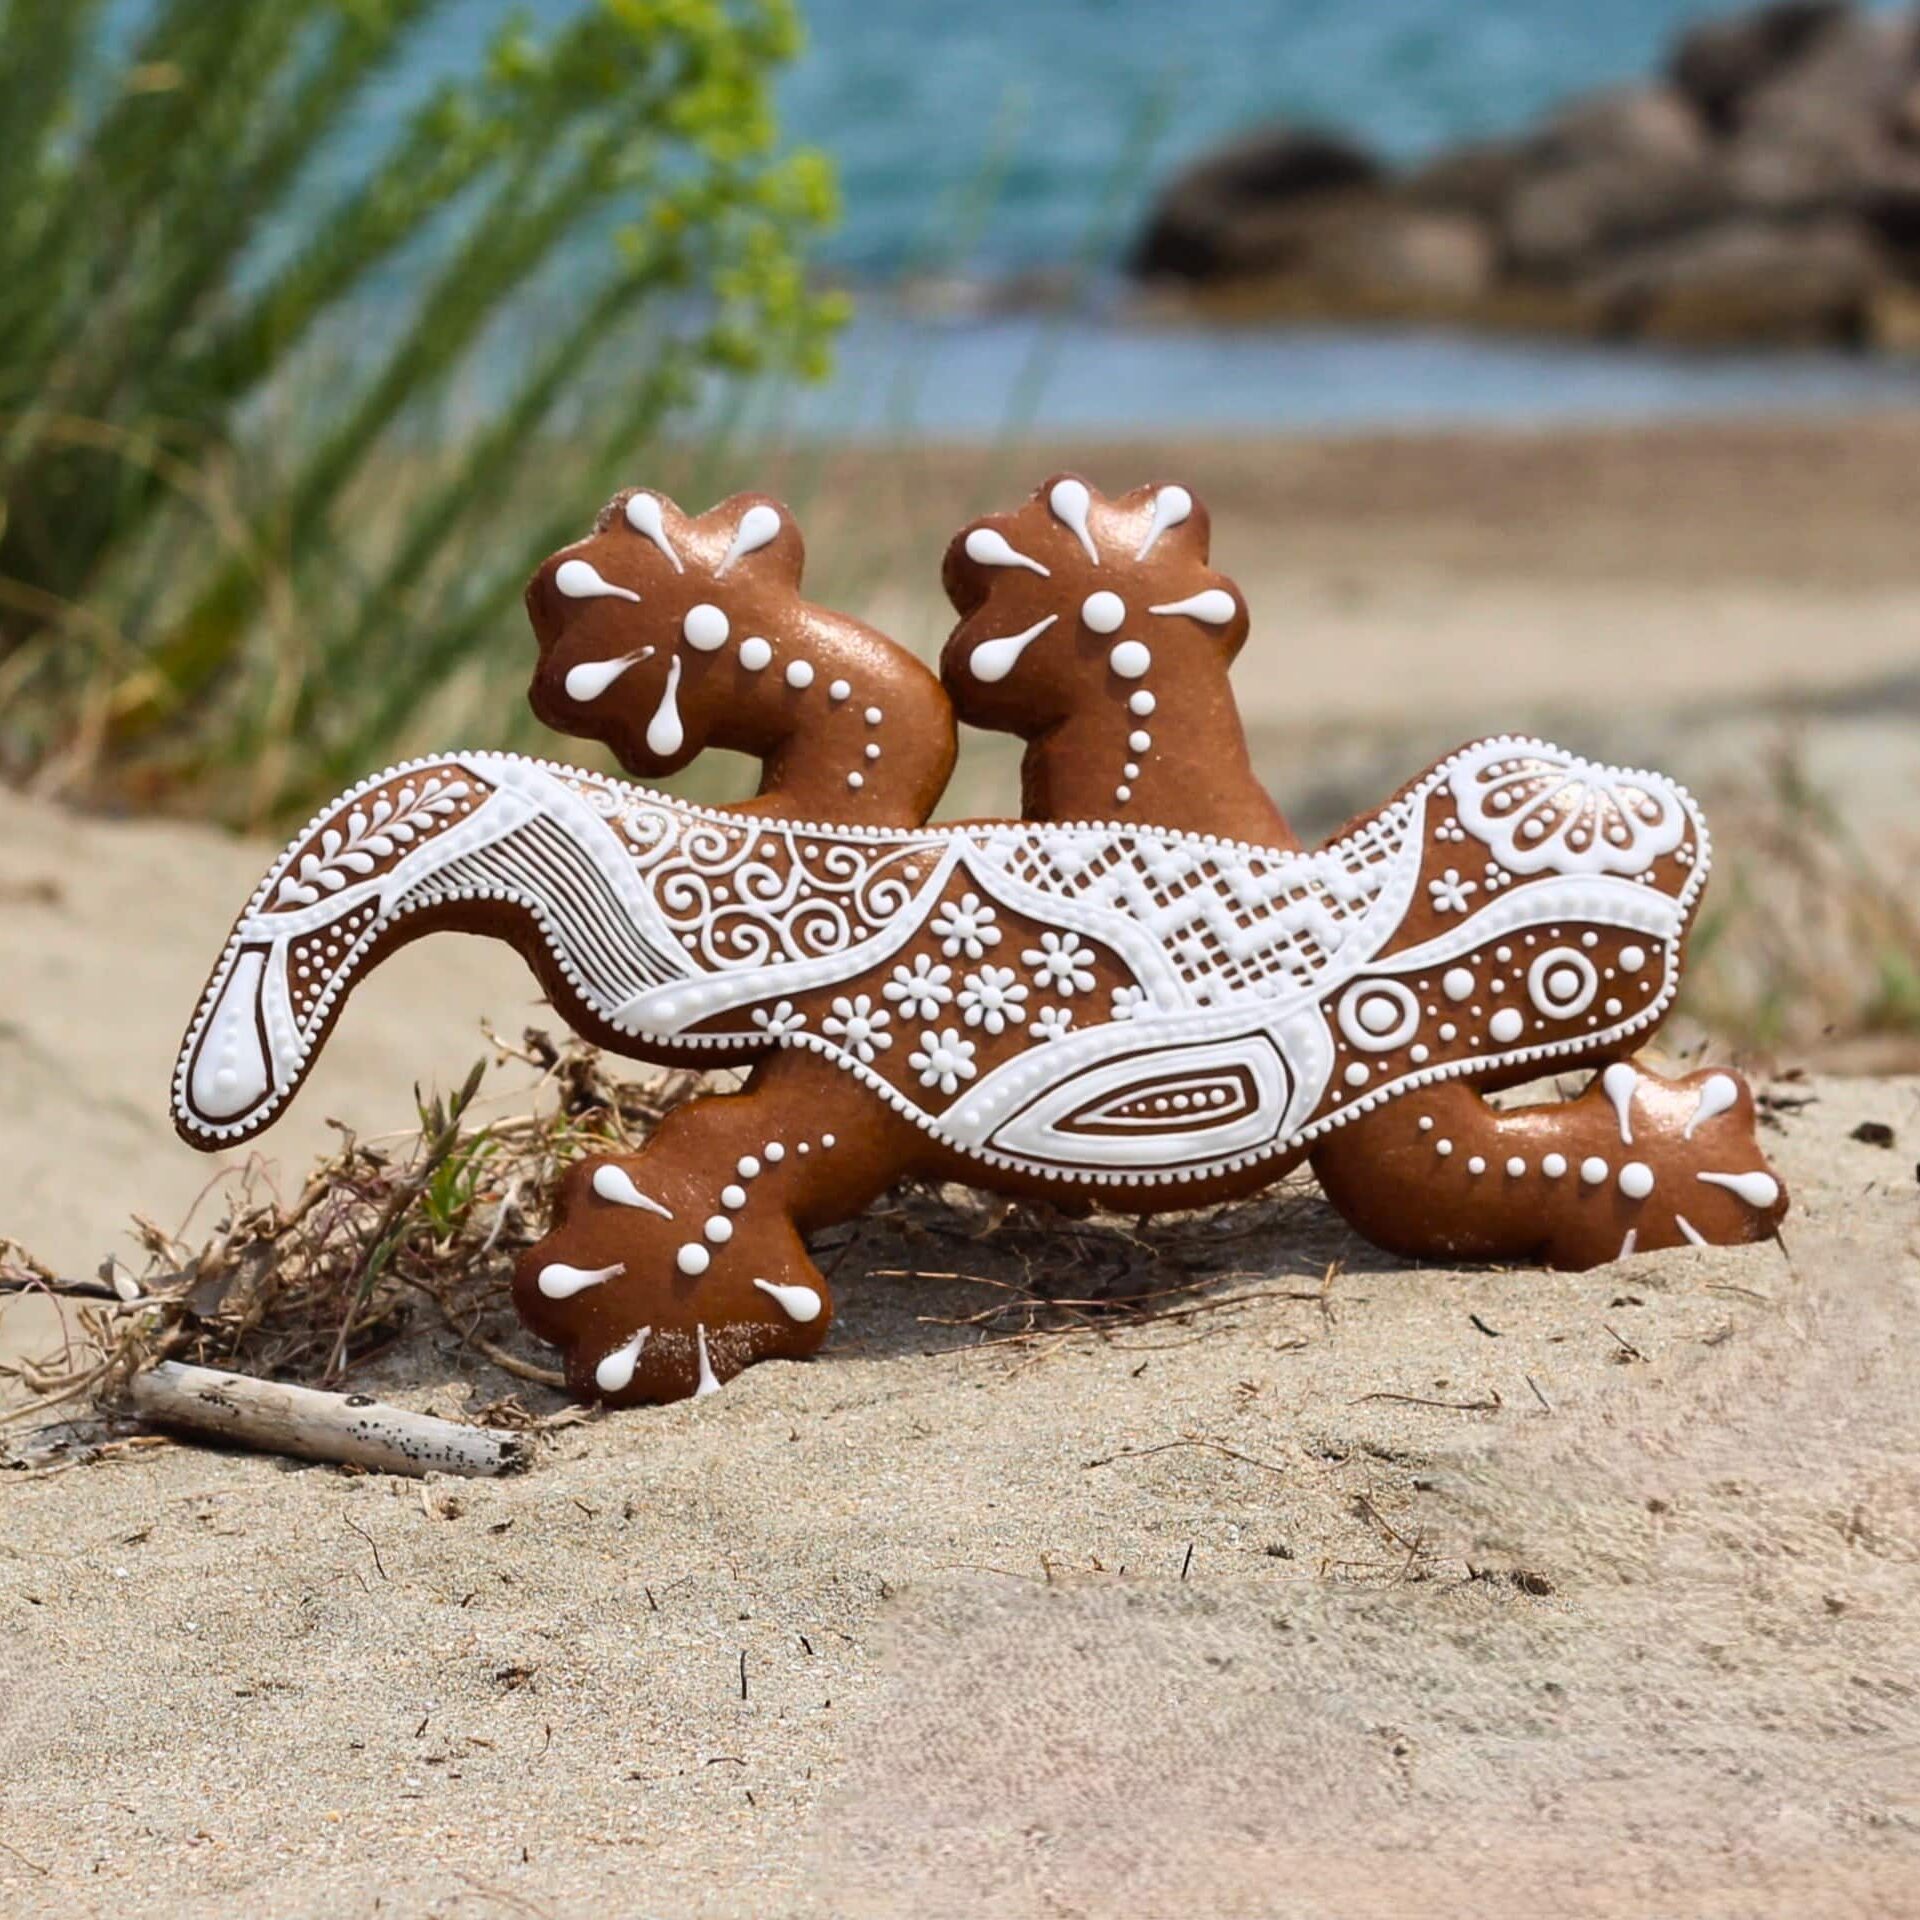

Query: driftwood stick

[129,1361,530,1478]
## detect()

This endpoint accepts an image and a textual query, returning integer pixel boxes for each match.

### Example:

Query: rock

[1670,1,1850,128]
[1727,8,1920,210]
[1505,156,1732,277]
[1739,6,1920,141]
[1269,201,1496,309]
[1539,84,1712,169]
[1401,138,1537,221]
[1132,126,1382,281]
[1125,1,1920,348]
[1584,213,1882,342]
[1156,195,1496,317]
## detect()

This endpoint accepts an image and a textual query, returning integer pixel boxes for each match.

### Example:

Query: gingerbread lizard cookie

[173,481,1787,1405]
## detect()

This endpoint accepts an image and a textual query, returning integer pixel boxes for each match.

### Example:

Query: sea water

[293,0,1920,433]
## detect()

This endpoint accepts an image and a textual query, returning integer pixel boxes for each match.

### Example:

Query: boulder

[1400,138,1536,221]
[1583,213,1882,342]
[1670,0,1849,128]
[1504,156,1733,277]
[1265,200,1496,309]
[1538,84,1712,169]
[1124,1,1920,347]
[1132,126,1382,281]
[1155,194,1496,316]
[1726,7,1920,210]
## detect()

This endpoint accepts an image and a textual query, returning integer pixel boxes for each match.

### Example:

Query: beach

[4,414,1919,1915]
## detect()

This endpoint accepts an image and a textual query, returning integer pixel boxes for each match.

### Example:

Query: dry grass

[0,1031,1338,1442]
[1682,739,1920,1062]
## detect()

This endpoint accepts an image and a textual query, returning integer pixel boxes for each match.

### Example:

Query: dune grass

[0,0,845,823]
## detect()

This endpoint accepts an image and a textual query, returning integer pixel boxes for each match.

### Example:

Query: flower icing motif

[883,954,954,1020]
[957,964,1027,1034]
[821,993,892,1063]
[1109,984,1149,1022]
[930,891,1001,961]
[1427,867,1478,914]
[1448,744,1688,878]
[1029,1004,1074,1043]
[909,1027,977,1096]
[751,999,807,1040]
[1022,929,1096,995]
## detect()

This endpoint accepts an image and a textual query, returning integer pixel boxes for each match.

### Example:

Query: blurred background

[2,0,1917,1270]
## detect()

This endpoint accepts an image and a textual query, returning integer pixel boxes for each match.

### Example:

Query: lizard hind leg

[513,1052,918,1405]
[1309,1058,1788,1273]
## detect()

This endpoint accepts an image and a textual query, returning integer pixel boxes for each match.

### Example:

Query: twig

[129,1361,530,1478]
[1085,1434,1292,1478]
[1354,1389,1502,1413]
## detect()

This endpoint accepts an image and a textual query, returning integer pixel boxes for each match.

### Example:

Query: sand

[3,417,1919,1916]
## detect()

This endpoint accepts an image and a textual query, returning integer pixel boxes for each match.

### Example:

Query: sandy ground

[2,1075,1916,1916]
[3,417,1919,1915]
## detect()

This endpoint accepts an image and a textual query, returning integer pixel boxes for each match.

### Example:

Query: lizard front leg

[514,1051,925,1404]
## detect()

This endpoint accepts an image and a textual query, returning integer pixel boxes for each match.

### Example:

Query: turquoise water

[392,0,1799,275]
[329,1,1920,432]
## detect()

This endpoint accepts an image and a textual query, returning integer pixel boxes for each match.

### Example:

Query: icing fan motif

[174,478,1787,1405]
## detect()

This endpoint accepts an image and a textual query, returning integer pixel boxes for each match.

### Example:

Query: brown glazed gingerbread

[173,479,1787,1406]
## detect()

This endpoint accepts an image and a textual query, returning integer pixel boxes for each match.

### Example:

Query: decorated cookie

[173,482,1787,1405]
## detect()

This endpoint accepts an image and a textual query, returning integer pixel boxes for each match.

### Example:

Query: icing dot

[1128,730,1152,752]
[1108,640,1152,680]
[1123,762,1141,780]
[1543,1153,1568,1177]
[764,1142,786,1163]
[1604,997,1623,1017]
[1549,967,1581,1000]
[682,602,729,651]
[1620,945,1647,972]
[1505,1156,1527,1177]
[1488,1008,1524,1043]
[1442,968,1475,1002]
[847,772,864,790]
[721,1184,747,1209]
[1418,1116,1435,1132]
[1409,1043,1430,1063]
[704,1215,734,1244]
[1438,1022,1458,1042]
[1582,932,1599,948]
[676,1243,711,1277]
[1496,946,1512,962]
[1580,1156,1609,1185]
[1468,1156,1486,1175]
[865,743,881,760]
[828,678,851,701]
[1129,690,1156,716]
[1082,590,1126,633]
[1344,1062,1371,1087]
[739,636,772,670]
[1114,785,1132,803]
[1435,1138,1454,1157]
[865,706,883,725]
[786,660,815,689]
[1619,1162,1655,1200]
